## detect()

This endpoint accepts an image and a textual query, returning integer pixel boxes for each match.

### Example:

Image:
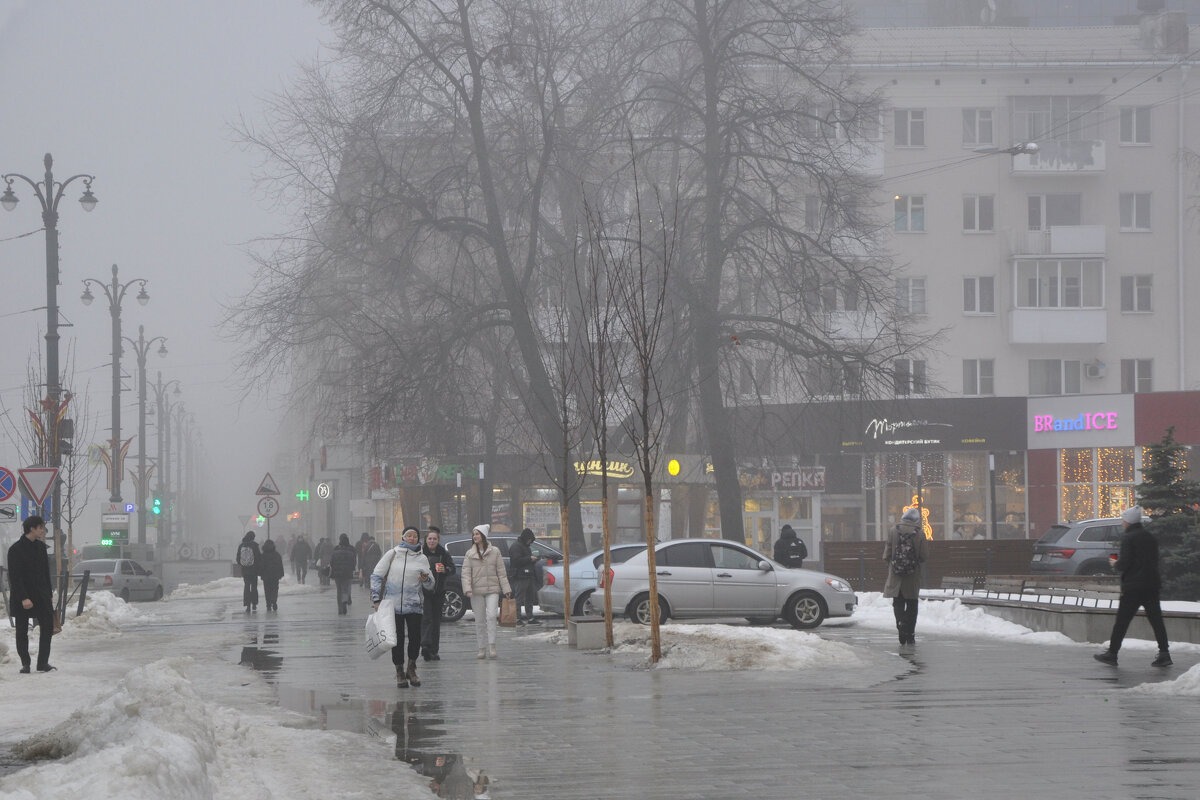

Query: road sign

[101,513,130,526]
[20,495,51,521]
[316,481,332,499]
[257,496,280,518]
[256,473,281,496]
[0,467,16,502]
[238,515,251,529]
[106,501,137,513]
[19,467,58,505]
[0,504,16,521]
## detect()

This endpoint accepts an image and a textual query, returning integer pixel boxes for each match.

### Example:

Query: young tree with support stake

[1136,427,1200,599]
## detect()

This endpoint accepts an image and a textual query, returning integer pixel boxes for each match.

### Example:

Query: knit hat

[1121,505,1144,525]
[901,507,921,523]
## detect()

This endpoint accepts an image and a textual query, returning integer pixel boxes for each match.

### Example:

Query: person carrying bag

[460,524,511,659]
[371,527,434,687]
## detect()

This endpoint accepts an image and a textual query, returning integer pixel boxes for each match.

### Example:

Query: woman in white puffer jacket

[460,524,512,659]
[372,526,434,687]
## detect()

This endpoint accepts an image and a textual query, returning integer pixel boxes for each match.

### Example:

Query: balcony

[1008,308,1107,345]
[1012,140,1105,173]
[1014,225,1106,256]
[827,310,884,341]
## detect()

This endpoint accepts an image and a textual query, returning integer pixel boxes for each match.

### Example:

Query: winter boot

[421,647,432,662]
[487,644,498,659]
[396,664,409,688]
[476,649,487,660]
[407,659,421,687]
[1152,650,1173,668]
[1093,650,1118,666]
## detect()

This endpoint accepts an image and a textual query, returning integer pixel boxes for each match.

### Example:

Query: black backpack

[891,530,918,576]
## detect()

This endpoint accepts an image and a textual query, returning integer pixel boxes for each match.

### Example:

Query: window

[1120,275,1152,312]
[808,360,862,396]
[709,544,761,570]
[1119,192,1151,231]
[962,108,994,146]
[894,359,927,395]
[963,359,995,396]
[1027,193,1081,230]
[658,542,710,568]
[1119,106,1151,145]
[963,276,995,314]
[963,195,994,232]
[1121,359,1153,393]
[894,194,925,232]
[1015,260,1103,308]
[1013,96,1101,142]
[739,358,773,399]
[1029,359,1082,395]
[895,277,927,313]
[804,193,821,231]
[894,109,925,146]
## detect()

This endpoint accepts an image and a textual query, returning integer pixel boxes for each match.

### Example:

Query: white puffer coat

[461,535,511,597]
[371,545,433,615]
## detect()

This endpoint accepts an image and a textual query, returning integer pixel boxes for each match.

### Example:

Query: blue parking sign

[20,494,52,520]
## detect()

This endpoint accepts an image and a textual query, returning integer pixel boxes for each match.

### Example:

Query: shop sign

[573,459,635,479]
[391,459,469,486]
[834,397,1027,453]
[739,466,826,492]
[1027,394,1134,450]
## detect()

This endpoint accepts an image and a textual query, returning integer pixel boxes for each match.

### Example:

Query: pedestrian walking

[314,537,333,586]
[259,539,285,612]
[291,535,312,584]
[421,526,455,661]
[882,507,928,650]
[460,524,512,659]
[361,535,382,590]
[508,528,542,625]
[236,531,262,613]
[330,533,359,615]
[372,526,434,687]
[773,524,808,569]
[1094,505,1172,668]
[7,515,56,673]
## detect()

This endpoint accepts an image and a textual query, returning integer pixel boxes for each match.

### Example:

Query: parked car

[538,543,648,617]
[593,538,856,629]
[437,534,565,622]
[1030,517,1123,576]
[72,559,164,602]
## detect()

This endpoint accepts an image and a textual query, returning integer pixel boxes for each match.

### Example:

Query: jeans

[514,576,538,618]
[421,592,444,655]
[391,612,423,664]
[1108,589,1170,652]
[335,578,353,613]
[242,574,259,608]
[294,561,307,584]
[14,600,54,668]
[263,579,279,610]
[471,593,500,649]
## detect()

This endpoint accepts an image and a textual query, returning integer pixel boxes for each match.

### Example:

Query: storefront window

[950,453,986,540]
[994,452,1027,538]
[1060,447,1136,521]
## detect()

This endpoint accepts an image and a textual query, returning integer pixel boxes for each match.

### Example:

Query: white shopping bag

[365,597,397,659]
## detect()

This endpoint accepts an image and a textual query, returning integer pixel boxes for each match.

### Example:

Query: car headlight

[825,577,852,593]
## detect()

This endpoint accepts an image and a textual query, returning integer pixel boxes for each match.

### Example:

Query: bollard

[858,548,866,589]
[76,571,91,618]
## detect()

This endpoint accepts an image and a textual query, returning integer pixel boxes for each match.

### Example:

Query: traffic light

[58,418,74,456]
[152,497,162,515]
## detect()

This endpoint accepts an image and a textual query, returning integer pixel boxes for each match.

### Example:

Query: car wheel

[119,588,131,603]
[572,590,595,617]
[627,593,669,625]
[1078,561,1114,577]
[783,591,827,629]
[441,588,467,622]
[153,585,164,601]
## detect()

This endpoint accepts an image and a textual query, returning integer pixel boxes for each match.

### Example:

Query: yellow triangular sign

[256,472,281,496]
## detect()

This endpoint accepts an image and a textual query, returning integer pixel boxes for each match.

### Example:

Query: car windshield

[1036,526,1071,545]
[75,560,116,574]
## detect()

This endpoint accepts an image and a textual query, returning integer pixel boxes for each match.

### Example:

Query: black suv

[437,534,565,621]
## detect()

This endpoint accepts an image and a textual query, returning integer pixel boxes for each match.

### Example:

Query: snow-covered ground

[3,579,1199,798]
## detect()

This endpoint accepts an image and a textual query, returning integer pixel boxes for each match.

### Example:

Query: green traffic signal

[296,489,309,501]
[152,497,162,515]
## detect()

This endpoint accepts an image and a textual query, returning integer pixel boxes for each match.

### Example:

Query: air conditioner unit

[1085,362,1106,379]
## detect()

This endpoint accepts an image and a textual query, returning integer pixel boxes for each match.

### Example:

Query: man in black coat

[330,533,359,615]
[1094,505,1172,667]
[773,524,808,569]
[7,515,56,673]
[237,531,262,613]
[508,528,542,624]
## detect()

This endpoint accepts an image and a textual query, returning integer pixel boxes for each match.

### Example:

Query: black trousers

[263,579,280,610]
[392,612,423,664]
[14,600,54,669]
[892,596,919,641]
[421,593,444,654]
[514,576,538,617]
[335,578,353,612]
[294,561,308,584]
[243,574,259,608]
[1108,589,1170,652]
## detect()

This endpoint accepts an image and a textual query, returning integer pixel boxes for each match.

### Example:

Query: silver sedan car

[538,543,647,616]
[593,538,856,629]
[72,559,164,602]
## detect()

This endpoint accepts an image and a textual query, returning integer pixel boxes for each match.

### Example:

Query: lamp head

[81,285,95,306]
[157,341,168,357]
[136,286,149,306]
[79,187,98,213]
[0,185,17,212]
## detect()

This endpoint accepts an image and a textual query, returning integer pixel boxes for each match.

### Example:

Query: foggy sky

[0,1,328,547]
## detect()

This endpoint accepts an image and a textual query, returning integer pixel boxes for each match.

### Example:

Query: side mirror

[758,560,773,571]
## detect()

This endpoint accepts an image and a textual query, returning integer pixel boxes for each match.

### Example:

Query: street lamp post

[123,326,167,544]
[151,373,181,550]
[1,153,98,586]
[82,264,149,503]
[172,403,188,543]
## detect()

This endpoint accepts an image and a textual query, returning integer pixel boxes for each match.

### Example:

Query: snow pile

[1127,663,1200,696]
[167,576,318,601]
[65,591,153,635]
[853,592,1076,644]
[0,657,431,800]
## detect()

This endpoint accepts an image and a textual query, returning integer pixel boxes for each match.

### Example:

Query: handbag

[52,612,62,636]
[499,596,518,627]
[365,597,397,659]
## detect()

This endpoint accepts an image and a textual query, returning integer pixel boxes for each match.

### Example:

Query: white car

[537,543,647,616]
[593,538,856,629]
[72,559,164,602]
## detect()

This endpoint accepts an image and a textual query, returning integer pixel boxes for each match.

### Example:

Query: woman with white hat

[460,524,512,659]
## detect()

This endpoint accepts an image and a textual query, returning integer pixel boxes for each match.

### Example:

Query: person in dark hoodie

[291,535,312,584]
[421,526,456,661]
[508,528,542,625]
[1094,505,1172,668]
[259,539,286,612]
[361,535,383,590]
[330,533,359,615]
[237,531,262,613]
[7,515,55,673]
[773,524,808,569]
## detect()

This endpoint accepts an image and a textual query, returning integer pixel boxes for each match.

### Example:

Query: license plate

[1032,554,1043,562]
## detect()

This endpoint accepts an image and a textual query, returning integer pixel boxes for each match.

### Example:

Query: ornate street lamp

[123,325,168,544]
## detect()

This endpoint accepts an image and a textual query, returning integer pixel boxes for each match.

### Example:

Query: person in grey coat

[882,507,929,649]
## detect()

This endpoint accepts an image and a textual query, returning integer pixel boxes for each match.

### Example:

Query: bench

[1022,576,1121,609]
[940,576,977,594]
[983,575,1027,598]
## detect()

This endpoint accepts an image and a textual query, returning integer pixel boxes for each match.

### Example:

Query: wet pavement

[225,586,1200,800]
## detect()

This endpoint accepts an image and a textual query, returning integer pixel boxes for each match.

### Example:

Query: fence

[823,539,1037,593]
